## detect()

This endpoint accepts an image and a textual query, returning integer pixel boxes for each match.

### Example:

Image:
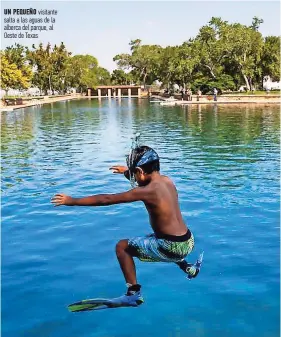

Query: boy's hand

[109,166,128,174]
[51,193,74,206]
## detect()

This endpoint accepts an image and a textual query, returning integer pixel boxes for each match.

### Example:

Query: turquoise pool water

[1,99,280,337]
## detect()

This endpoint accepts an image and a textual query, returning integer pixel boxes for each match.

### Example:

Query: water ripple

[1,101,279,337]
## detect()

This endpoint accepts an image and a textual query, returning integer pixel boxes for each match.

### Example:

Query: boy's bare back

[140,174,188,237]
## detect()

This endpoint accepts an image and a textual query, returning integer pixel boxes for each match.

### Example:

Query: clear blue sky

[2,1,280,71]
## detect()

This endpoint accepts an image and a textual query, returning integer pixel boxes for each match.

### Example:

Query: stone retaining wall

[157,93,280,102]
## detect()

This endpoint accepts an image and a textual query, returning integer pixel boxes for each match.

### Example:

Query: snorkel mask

[126,133,159,188]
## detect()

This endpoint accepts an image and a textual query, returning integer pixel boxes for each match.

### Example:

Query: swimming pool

[1,99,280,337]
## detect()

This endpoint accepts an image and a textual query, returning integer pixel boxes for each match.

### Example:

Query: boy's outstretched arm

[51,188,146,207]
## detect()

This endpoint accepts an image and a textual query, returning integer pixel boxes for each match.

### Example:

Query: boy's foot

[126,284,144,306]
[106,291,144,308]
[110,284,144,307]
[176,252,204,279]
[176,260,200,279]
[119,291,144,307]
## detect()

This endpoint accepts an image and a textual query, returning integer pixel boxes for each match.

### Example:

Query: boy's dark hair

[131,146,160,174]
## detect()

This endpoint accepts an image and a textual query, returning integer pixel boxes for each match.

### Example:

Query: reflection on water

[1,100,280,337]
[4,100,278,191]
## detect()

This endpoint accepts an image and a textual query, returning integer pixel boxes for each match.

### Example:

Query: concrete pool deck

[151,94,280,105]
[0,94,81,112]
[1,93,280,112]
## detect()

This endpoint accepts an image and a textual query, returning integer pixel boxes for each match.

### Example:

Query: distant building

[87,85,141,97]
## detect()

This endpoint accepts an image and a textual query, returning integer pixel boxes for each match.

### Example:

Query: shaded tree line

[1,42,111,95]
[113,17,280,92]
[0,17,280,94]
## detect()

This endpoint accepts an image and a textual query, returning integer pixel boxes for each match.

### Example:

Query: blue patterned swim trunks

[127,230,194,262]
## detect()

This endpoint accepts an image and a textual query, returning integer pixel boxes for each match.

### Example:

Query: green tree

[95,67,111,85]
[156,44,199,89]
[251,16,264,31]
[50,43,72,93]
[76,55,99,91]
[260,36,280,83]
[2,44,33,90]
[72,55,97,90]
[4,44,32,77]
[225,23,264,90]
[193,17,230,80]
[65,54,98,92]
[111,69,132,85]
[113,39,162,87]
[65,55,112,91]
[26,42,71,94]
[0,52,32,90]
[174,43,200,88]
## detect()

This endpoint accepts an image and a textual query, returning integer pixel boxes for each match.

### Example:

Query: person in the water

[51,145,201,307]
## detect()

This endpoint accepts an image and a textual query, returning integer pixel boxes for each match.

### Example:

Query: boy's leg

[116,239,137,285]
[115,239,143,306]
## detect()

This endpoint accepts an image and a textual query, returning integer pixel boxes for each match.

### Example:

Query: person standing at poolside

[197,89,202,102]
[181,88,184,101]
[213,88,218,101]
[185,89,188,101]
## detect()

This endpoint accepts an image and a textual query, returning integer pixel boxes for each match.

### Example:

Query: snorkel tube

[126,132,141,188]
[126,133,160,188]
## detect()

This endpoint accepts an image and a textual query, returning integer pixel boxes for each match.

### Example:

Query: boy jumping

[51,144,202,307]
